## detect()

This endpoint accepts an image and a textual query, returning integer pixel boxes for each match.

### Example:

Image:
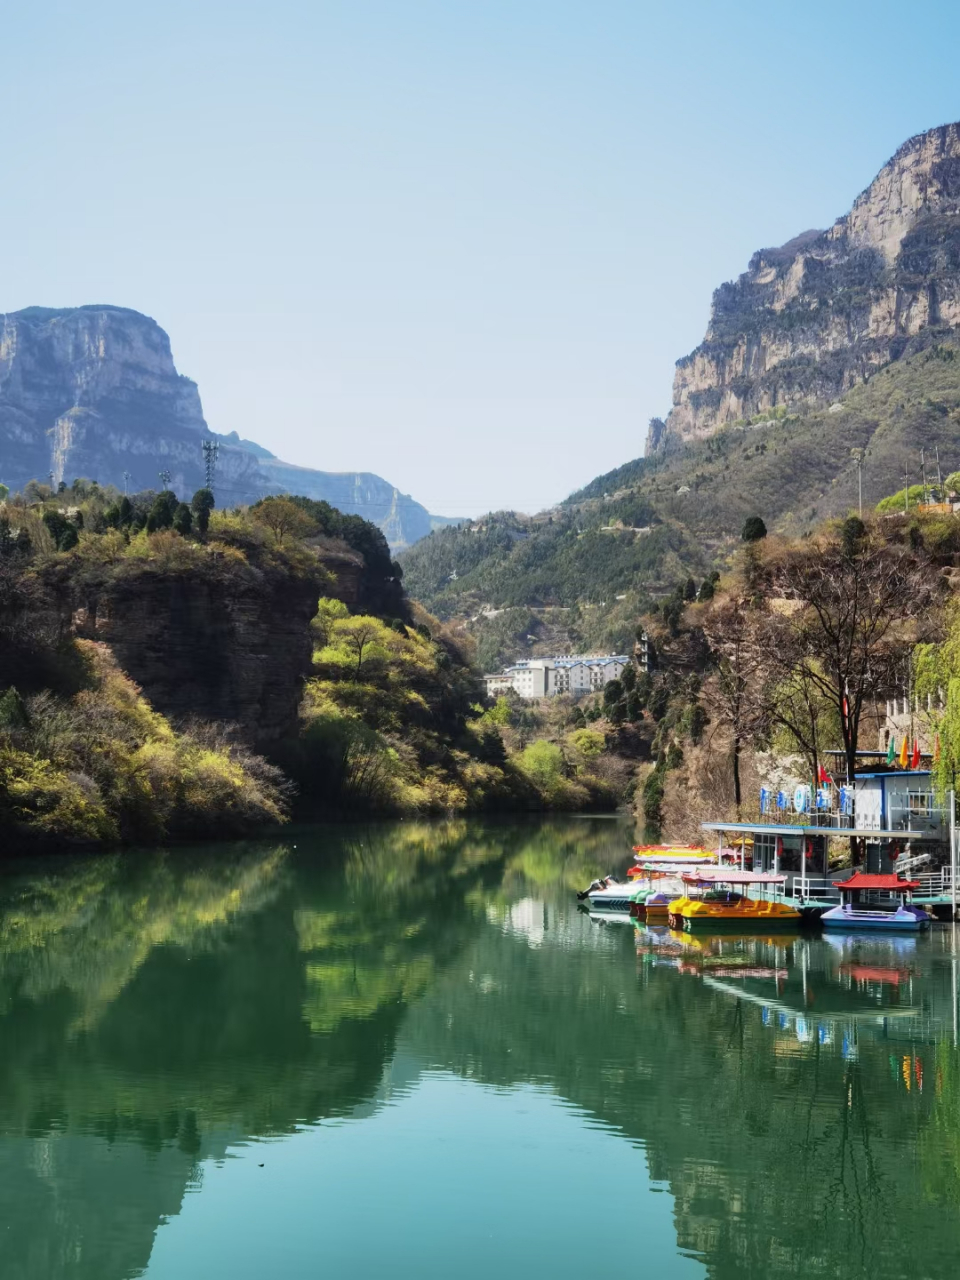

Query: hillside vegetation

[401,338,960,666]
[0,484,636,849]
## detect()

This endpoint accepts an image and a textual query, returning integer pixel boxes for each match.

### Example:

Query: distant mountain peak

[652,120,960,451]
[0,304,438,548]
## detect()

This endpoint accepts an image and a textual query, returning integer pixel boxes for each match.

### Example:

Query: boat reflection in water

[635,922,955,1058]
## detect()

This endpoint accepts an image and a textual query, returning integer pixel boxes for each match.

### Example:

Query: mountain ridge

[402,121,960,665]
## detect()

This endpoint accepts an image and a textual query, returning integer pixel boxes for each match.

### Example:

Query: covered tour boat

[820,873,932,932]
[667,870,801,931]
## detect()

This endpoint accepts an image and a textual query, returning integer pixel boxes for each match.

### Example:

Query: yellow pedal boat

[668,870,801,931]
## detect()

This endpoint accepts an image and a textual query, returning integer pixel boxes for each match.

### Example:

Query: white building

[484,654,630,701]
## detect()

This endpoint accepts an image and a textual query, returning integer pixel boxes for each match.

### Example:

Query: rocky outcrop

[656,122,960,448]
[68,554,328,748]
[0,306,436,547]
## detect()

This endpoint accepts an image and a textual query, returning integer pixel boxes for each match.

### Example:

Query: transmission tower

[158,469,172,489]
[123,471,132,495]
[201,440,219,494]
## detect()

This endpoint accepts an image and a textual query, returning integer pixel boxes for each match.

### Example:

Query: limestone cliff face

[0,306,435,547]
[67,556,328,748]
[658,122,960,448]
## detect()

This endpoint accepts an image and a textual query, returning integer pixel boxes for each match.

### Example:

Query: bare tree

[701,598,771,817]
[769,531,939,785]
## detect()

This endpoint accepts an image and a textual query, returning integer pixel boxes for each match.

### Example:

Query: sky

[4,2,960,517]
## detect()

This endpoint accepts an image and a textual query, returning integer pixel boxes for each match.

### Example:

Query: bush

[741,515,767,542]
[0,641,288,845]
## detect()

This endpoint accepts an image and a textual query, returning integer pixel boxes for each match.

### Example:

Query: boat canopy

[632,845,717,861]
[832,872,920,892]
[681,869,787,886]
[635,854,718,867]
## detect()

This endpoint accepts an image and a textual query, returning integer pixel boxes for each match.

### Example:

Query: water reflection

[2,818,960,1278]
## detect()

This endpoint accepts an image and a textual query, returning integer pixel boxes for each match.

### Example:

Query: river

[2,815,960,1278]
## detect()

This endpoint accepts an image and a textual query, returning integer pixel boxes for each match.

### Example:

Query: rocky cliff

[656,121,960,448]
[0,306,436,547]
[72,560,324,747]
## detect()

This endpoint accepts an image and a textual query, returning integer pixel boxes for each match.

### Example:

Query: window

[908,792,933,818]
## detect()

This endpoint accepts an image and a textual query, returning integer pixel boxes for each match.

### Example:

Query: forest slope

[401,338,960,667]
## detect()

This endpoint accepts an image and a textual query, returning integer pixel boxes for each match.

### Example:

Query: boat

[579,877,647,913]
[633,890,676,922]
[820,872,932,932]
[666,870,801,931]
[627,846,719,879]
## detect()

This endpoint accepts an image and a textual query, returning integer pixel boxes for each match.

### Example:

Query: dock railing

[776,867,955,904]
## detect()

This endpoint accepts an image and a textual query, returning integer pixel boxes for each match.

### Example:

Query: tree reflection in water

[1,817,959,1279]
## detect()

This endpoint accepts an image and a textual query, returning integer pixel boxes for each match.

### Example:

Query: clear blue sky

[4,1,960,516]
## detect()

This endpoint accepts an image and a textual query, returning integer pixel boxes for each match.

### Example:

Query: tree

[603,678,623,708]
[191,488,215,535]
[329,616,389,677]
[41,508,79,551]
[146,490,179,533]
[250,496,318,545]
[770,531,938,785]
[840,515,866,557]
[702,599,771,816]
[741,516,767,542]
[697,578,715,603]
[683,576,697,601]
[173,503,193,536]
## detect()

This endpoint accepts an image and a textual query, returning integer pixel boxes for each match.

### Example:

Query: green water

[4,817,960,1279]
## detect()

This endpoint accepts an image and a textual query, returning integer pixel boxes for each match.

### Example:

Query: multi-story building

[483,655,631,701]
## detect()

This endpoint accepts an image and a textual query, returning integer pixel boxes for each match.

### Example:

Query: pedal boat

[667,870,801,931]
[820,872,931,932]
[628,857,717,920]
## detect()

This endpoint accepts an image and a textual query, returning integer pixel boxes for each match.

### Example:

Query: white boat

[582,879,645,912]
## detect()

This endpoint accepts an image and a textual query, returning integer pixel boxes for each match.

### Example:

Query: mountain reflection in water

[2,817,960,1279]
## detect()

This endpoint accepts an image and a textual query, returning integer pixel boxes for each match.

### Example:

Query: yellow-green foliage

[876,484,928,513]
[0,641,288,846]
[915,605,960,799]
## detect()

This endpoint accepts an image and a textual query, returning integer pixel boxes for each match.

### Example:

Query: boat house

[700,753,956,916]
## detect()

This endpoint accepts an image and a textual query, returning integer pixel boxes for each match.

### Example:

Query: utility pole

[904,461,910,514]
[851,448,864,516]
[201,440,219,495]
[936,445,944,499]
[921,448,928,507]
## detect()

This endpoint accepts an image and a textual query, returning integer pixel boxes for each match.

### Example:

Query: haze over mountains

[0,306,448,549]
[401,121,960,665]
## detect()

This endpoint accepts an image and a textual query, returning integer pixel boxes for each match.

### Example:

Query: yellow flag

[899,735,909,768]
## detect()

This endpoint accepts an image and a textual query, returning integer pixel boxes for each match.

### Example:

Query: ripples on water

[2,818,960,1278]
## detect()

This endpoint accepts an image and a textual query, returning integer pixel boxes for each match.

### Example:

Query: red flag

[935,733,941,765]
[817,763,833,786]
[911,739,921,769]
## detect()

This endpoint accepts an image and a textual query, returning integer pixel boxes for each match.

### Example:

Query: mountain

[657,121,960,449]
[403,122,960,663]
[0,305,439,548]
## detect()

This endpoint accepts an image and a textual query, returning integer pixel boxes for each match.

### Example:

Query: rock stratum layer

[0,305,436,547]
[657,121,960,448]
